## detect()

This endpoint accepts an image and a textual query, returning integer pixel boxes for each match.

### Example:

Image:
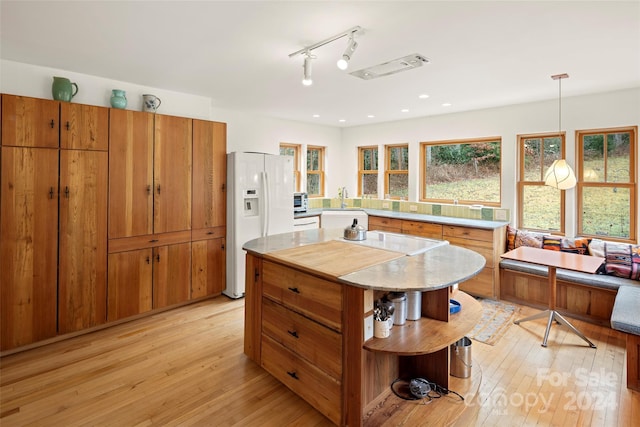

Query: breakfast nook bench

[611,285,640,392]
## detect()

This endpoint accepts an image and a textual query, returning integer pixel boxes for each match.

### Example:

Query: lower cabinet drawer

[262,335,341,425]
[402,221,443,239]
[262,298,342,380]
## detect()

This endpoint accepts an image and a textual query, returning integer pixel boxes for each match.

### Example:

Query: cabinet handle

[146,185,151,195]
[288,287,300,294]
[65,121,70,131]
[146,256,150,264]
[156,254,160,263]
[287,330,299,339]
[254,269,260,282]
[48,187,55,199]
[286,371,299,380]
[149,239,159,243]
[222,183,226,192]
[156,184,161,194]
[50,119,55,129]
[64,186,69,198]
[206,231,214,235]
[221,243,225,250]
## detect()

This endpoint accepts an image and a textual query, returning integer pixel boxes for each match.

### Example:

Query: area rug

[466,298,519,346]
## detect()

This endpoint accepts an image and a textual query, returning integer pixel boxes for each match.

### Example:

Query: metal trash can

[450,336,472,378]
[406,291,422,320]
[388,292,407,325]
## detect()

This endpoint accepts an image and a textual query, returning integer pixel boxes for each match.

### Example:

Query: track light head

[337,36,358,70]
[302,53,313,86]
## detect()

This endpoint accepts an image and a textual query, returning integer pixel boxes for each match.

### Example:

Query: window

[306,145,325,197]
[517,133,565,233]
[279,143,301,192]
[577,126,637,243]
[358,146,378,197]
[420,137,501,206]
[384,144,408,199]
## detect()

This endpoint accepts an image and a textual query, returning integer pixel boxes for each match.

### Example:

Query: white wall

[0,60,343,195]
[341,88,640,238]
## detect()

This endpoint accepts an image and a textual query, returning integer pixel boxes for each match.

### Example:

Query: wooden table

[501,246,605,348]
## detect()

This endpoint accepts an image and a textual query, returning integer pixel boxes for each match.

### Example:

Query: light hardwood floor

[1,297,638,426]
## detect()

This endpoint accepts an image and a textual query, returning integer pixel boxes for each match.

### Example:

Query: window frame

[279,142,301,192]
[306,145,325,198]
[576,126,637,244]
[384,143,409,200]
[516,132,567,234]
[358,145,378,197]
[419,137,502,206]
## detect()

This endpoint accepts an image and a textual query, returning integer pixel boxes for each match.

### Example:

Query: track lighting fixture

[302,52,313,86]
[337,35,358,70]
[289,26,362,86]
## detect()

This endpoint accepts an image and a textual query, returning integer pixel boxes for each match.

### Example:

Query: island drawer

[262,297,342,380]
[402,221,443,239]
[262,335,341,425]
[262,261,343,331]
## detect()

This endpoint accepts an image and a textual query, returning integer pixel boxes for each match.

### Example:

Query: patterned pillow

[542,235,562,251]
[560,237,592,255]
[601,242,640,280]
[506,226,544,251]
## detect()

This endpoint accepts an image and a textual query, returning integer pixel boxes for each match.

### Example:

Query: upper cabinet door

[60,103,109,151]
[192,120,227,230]
[108,109,154,239]
[154,115,192,234]
[1,95,59,148]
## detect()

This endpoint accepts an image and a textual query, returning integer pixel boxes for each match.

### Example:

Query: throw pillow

[506,226,544,251]
[560,237,592,255]
[542,235,562,251]
[602,242,640,280]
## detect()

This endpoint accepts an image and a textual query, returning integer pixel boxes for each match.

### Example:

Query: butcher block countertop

[244,228,486,292]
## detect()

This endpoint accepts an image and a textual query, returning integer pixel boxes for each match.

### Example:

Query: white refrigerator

[225,152,294,298]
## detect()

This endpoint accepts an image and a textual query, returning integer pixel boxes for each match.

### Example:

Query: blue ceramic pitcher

[52,76,78,102]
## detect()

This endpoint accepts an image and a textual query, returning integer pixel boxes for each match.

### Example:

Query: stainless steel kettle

[344,218,366,241]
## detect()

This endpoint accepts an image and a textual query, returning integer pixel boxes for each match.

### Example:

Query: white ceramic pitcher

[142,94,161,113]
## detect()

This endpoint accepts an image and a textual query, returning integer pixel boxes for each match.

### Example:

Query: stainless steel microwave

[294,192,308,212]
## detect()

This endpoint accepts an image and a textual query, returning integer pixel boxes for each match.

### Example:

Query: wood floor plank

[1,297,638,426]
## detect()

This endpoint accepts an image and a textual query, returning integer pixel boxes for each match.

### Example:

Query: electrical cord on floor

[390,378,465,404]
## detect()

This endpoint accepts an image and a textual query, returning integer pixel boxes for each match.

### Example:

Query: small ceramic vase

[110,89,127,109]
[52,76,78,102]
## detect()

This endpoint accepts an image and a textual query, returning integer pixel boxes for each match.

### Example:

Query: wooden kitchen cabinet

[0,146,59,350]
[1,95,59,148]
[108,109,154,239]
[368,215,402,233]
[402,220,443,239]
[107,249,153,322]
[154,114,192,234]
[191,237,226,299]
[60,103,109,150]
[58,149,108,334]
[153,242,192,309]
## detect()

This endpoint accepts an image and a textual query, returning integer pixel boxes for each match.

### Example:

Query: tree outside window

[577,127,637,242]
[518,133,565,233]
[420,137,501,206]
[279,143,301,192]
[306,145,325,197]
[384,144,408,199]
[358,146,378,197]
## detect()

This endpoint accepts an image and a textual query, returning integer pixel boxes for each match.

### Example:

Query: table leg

[513,266,596,348]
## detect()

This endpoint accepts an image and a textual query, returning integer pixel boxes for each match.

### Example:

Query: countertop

[243,228,486,292]
[294,208,508,230]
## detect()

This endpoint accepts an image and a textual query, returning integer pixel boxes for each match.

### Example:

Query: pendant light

[544,73,577,190]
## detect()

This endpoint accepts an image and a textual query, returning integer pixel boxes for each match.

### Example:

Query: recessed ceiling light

[401,109,409,113]
[367,115,375,118]
[339,119,346,123]
[442,103,452,107]
[418,94,429,99]
[312,114,320,118]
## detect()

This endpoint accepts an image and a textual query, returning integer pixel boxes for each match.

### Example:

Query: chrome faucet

[340,186,348,208]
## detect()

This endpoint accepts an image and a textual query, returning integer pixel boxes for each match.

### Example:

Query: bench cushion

[499,259,635,290]
[611,286,640,335]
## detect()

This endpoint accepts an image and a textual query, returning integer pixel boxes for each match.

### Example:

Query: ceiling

[1,1,639,128]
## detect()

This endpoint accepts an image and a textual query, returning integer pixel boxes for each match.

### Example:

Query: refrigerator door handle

[263,170,270,236]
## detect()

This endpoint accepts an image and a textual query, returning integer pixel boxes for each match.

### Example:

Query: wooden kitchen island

[243,228,486,426]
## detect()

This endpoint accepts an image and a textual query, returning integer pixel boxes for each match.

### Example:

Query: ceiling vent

[350,54,429,80]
